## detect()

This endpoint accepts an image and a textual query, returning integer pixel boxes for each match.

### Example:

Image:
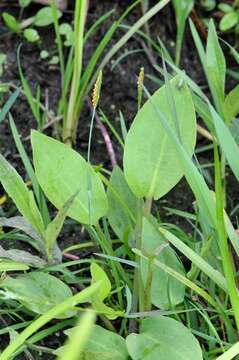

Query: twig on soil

[197,124,213,141]
[87,98,117,168]
[63,252,80,260]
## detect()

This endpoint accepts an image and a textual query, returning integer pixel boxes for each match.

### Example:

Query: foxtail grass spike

[92,70,103,109]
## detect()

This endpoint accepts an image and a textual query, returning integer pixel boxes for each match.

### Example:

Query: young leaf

[206,20,226,113]
[126,316,203,360]
[45,193,78,258]
[141,217,185,309]
[0,260,29,272]
[31,131,108,225]
[0,154,45,238]
[34,6,62,27]
[223,85,239,124]
[56,324,128,360]
[107,166,137,241]
[0,272,75,318]
[123,76,196,199]
[172,0,194,65]
[90,263,123,320]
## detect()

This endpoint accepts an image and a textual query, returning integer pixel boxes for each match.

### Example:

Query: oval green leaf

[31,131,108,225]
[0,272,75,318]
[123,76,196,199]
[126,316,203,360]
[141,217,185,309]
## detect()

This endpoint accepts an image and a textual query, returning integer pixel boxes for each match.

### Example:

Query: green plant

[218,2,239,33]
[2,6,239,357]
[2,5,62,43]
[5,0,171,145]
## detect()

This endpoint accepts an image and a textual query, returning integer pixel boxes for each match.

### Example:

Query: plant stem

[63,0,87,144]
[143,257,154,311]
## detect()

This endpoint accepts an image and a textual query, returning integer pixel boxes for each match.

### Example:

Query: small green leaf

[34,6,62,27]
[19,0,32,7]
[23,28,40,43]
[219,11,238,31]
[223,85,239,123]
[2,12,20,33]
[0,272,75,318]
[141,217,185,309]
[0,154,45,238]
[31,131,108,225]
[123,76,196,200]
[90,263,111,300]
[206,20,226,110]
[126,316,203,360]
[0,260,29,272]
[218,3,234,13]
[40,50,49,59]
[45,194,77,258]
[90,263,123,320]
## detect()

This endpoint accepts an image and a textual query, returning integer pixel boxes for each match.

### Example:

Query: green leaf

[107,166,137,240]
[218,3,233,13]
[206,20,226,112]
[219,11,238,31]
[23,28,40,43]
[0,272,75,318]
[56,311,96,360]
[56,325,128,360]
[141,217,185,309]
[172,0,194,64]
[2,12,20,33]
[34,6,62,27]
[230,118,239,145]
[223,85,239,123]
[19,0,32,7]
[45,193,77,258]
[210,105,239,182]
[0,154,45,237]
[90,263,123,320]
[159,226,228,292]
[0,260,29,272]
[123,76,196,199]
[31,131,108,225]
[126,316,203,360]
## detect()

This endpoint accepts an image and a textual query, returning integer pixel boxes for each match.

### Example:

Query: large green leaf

[123,76,196,199]
[126,316,203,360]
[0,154,45,238]
[141,217,185,309]
[107,166,137,240]
[31,131,108,225]
[56,325,128,360]
[0,272,75,318]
